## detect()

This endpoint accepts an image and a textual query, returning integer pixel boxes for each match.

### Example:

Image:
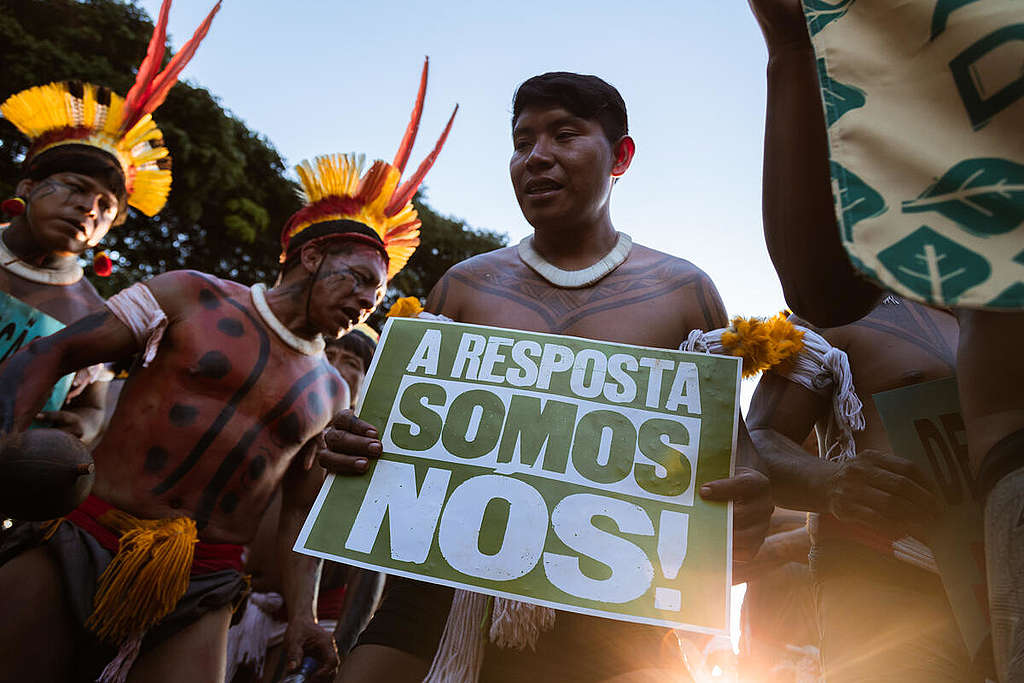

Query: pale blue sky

[141,0,785,319]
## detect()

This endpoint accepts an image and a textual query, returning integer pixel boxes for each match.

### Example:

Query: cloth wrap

[105,282,168,367]
[0,495,246,683]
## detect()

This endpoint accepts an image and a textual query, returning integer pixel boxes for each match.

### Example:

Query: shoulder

[789,310,859,350]
[626,244,727,330]
[622,244,719,295]
[444,246,521,280]
[426,247,523,317]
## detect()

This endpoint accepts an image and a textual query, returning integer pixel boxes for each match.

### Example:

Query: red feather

[385,104,458,217]
[391,58,429,175]
[124,0,171,122]
[123,1,221,131]
[385,221,420,240]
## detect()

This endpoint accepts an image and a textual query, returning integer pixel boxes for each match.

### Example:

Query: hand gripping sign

[296,318,741,634]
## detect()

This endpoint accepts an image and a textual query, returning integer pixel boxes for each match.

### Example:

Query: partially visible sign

[874,377,989,659]
[0,291,72,412]
[298,318,742,634]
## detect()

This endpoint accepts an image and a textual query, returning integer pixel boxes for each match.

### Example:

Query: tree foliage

[0,0,505,303]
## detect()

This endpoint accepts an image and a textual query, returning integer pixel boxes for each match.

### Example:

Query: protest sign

[874,377,990,659]
[297,317,741,634]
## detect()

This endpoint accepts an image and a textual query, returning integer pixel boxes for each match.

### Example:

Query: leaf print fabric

[902,159,1024,237]
[803,0,1024,309]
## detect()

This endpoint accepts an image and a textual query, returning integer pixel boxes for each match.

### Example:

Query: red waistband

[317,585,348,621]
[66,495,244,574]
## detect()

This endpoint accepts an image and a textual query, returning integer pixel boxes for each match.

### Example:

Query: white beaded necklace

[517,232,632,289]
[250,283,326,356]
[0,231,83,286]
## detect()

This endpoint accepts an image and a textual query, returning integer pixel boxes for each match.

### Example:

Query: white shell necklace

[517,232,632,289]
[250,283,326,356]
[0,230,83,285]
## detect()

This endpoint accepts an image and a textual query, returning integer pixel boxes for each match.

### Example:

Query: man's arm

[748,367,940,539]
[749,0,883,326]
[746,371,837,511]
[278,441,339,682]
[0,311,136,434]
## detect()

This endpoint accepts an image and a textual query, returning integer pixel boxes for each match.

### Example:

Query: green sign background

[297,318,741,634]
[874,377,989,659]
[0,291,72,413]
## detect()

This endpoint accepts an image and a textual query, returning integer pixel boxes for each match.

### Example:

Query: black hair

[327,328,377,372]
[25,144,129,223]
[512,72,628,146]
[26,144,127,201]
[280,220,388,276]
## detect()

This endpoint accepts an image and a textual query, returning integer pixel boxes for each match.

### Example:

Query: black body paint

[151,276,271,495]
[217,318,244,337]
[192,365,327,528]
[195,350,232,380]
[169,404,199,427]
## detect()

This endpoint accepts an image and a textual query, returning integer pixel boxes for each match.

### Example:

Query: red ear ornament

[93,251,113,277]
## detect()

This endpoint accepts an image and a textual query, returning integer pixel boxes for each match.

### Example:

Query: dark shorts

[0,520,247,682]
[357,576,682,682]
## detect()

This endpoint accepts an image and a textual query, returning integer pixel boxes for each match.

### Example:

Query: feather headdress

[280,58,458,280]
[0,0,221,216]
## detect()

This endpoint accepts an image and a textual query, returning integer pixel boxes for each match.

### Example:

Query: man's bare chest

[157,307,342,427]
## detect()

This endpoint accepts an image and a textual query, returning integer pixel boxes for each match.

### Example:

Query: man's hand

[282,616,339,683]
[825,449,940,541]
[35,410,85,439]
[700,467,773,561]
[318,410,382,475]
[747,0,812,54]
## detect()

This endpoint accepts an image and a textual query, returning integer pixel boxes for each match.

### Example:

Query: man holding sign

[323,72,771,682]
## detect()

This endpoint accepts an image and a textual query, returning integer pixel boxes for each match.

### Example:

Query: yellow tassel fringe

[85,511,197,644]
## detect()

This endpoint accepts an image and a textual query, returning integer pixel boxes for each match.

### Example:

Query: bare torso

[424,241,726,671]
[91,272,346,543]
[430,244,724,345]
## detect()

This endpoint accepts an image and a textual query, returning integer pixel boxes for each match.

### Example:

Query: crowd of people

[0,0,1020,681]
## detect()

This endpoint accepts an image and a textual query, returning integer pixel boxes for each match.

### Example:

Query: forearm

[763,46,881,326]
[0,311,134,433]
[769,525,811,564]
[278,502,321,623]
[736,419,763,470]
[750,426,838,512]
[333,568,384,656]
